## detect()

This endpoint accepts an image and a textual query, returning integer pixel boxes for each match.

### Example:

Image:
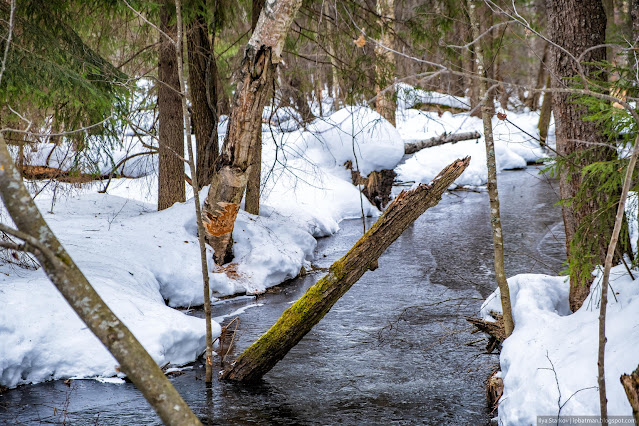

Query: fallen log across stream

[220,157,471,382]
[404,131,481,155]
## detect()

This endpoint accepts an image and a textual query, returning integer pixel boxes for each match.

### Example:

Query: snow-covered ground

[480,265,638,424]
[15,83,638,426]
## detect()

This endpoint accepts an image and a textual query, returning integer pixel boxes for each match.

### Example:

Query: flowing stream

[0,167,565,425]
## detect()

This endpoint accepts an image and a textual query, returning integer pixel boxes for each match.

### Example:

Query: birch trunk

[202,0,303,265]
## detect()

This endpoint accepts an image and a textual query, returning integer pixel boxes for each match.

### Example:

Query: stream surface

[0,167,566,425]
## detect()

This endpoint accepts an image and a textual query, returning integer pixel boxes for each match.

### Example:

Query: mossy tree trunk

[468,0,514,338]
[202,0,303,264]
[0,134,201,425]
[220,157,470,382]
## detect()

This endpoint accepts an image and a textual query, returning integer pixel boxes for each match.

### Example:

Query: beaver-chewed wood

[220,157,471,382]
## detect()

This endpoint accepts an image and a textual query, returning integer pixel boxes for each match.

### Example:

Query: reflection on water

[0,167,565,425]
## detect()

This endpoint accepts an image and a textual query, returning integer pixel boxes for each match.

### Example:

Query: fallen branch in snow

[621,366,639,424]
[404,131,481,155]
[219,157,470,382]
[466,311,505,353]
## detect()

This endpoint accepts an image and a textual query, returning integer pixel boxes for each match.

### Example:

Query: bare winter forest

[0,0,638,425]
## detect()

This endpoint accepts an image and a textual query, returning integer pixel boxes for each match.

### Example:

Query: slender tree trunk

[158,0,186,210]
[538,74,552,146]
[244,0,267,216]
[175,0,215,385]
[375,0,396,126]
[547,0,613,312]
[527,42,548,110]
[187,3,218,188]
[469,0,514,337]
[202,0,303,265]
[324,1,342,110]
[220,158,470,382]
[597,132,639,423]
[0,135,200,425]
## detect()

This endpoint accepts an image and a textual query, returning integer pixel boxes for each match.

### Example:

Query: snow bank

[300,106,405,176]
[1,104,400,388]
[481,266,639,424]
[396,109,547,186]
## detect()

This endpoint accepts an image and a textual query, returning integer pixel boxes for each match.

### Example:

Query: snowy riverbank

[1,95,555,393]
[480,265,639,424]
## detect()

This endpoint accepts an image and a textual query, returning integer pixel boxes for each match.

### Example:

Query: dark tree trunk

[158,1,186,210]
[538,74,552,146]
[244,0,267,216]
[187,6,218,188]
[547,0,614,311]
[220,158,470,382]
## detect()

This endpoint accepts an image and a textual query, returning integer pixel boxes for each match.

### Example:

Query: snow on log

[220,157,471,382]
[404,131,481,155]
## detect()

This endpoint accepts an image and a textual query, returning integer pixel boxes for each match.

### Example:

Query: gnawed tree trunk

[621,366,639,424]
[469,0,514,337]
[375,0,396,126]
[158,0,186,210]
[547,0,614,311]
[404,131,481,155]
[203,0,303,265]
[220,157,470,382]
[0,135,201,425]
[187,5,218,188]
[244,0,266,216]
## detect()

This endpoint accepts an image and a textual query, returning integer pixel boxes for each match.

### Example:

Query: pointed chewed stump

[220,157,471,382]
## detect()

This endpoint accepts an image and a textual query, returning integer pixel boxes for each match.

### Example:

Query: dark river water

[0,167,565,425]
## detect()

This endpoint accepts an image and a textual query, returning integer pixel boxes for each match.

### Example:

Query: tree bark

[404,131,481,155]
[220,157,470,382]
[244,0,267,216]
[0,134,201,425]
[158,0,186,210]
[187,4,218,188]
[203,0,303,265]
[621,365,639,424]
[547,0,613,311]
[538,74,552,147]
[324,1,343,111]
[375,0,396,126]
[469,0,514,338]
